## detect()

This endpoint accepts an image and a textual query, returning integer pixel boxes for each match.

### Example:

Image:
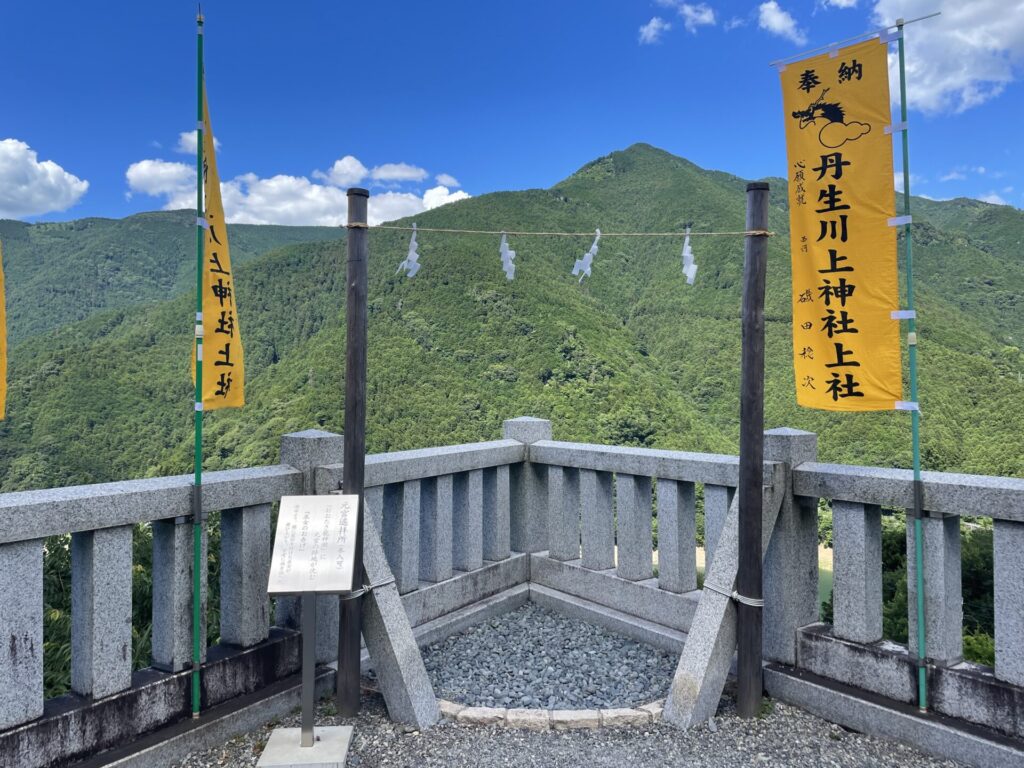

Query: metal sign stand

[258,495,360,768]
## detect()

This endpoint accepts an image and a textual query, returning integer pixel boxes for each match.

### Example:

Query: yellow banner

[781,38,902,411]
[0,240,6,420]
[195,85,245,409]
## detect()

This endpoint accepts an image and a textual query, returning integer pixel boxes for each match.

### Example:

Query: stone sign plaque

[268,495,359,595]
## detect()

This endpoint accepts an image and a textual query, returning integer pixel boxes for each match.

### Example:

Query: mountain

[1,143,1022,492]
[0,211,340,344]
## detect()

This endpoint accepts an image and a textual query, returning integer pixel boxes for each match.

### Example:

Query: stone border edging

[438,698,665,730]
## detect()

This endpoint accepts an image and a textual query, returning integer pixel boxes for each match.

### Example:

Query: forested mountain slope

[1,144,1020,491]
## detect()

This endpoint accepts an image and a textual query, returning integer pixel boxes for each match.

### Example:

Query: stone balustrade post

[380,481,422,593]
[71,525,133,698]
[703,484,734,572]
[420,475,454,582]
[482,465,511,562]
[994,520,1024,687]
[831,501,883,643]
[503,417,551,553]
[0,540,43,729]
[762,427,819,666]
[152,518,206,672]
[547,466,581,561]
[657,479,697,594]
[907,513,963,666]
[580,469,614,570]
[616,474,654,581]
[277,429,345,664]
[453,470,484,571]
[220,504,272,648]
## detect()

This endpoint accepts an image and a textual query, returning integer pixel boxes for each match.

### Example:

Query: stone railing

[776,457,1024,744]
[0,462,305,767]
[0,423,534,767]
[0,417,1021,767]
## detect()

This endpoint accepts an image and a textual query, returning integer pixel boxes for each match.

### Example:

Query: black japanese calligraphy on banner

[193,85,245,409]
[780,38,901,411]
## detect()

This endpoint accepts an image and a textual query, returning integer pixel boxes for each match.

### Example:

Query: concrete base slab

[765,663,1024,768]
[257,726,353,768]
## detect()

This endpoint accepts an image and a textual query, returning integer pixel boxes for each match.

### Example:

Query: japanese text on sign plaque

[780,38,902,411]
[268,495,359,595]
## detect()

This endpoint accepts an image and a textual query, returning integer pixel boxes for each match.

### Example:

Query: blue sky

[2,0,1022,224]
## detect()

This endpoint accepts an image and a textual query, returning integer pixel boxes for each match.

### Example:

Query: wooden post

[737,181,770,718]
[338,188,369,716]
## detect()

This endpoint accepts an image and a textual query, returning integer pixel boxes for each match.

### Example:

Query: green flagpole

[192,10,205,719]
[896,17,928,713]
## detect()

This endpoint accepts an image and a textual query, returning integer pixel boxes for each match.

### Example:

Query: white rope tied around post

[353,224,774,237]
[701,580,765,608]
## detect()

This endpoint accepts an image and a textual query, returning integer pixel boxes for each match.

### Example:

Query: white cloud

[639,17,672,44]
[125,159,470,226]
[436,173,461,188]
[977,191,1008,205]
[313,155,369,187]
[758,2,808,45]
[872,0,1024,113]
[822,0,858,7]
[370,162,429,182]
[893,171,925,189]
[423,185,471,210]
[369,192,426,225]
[125,159,194,199]
[367,185,471,226]
[175,130,221,155]
[938,165,1006,182]
[724,17,747,31]
[678,4,715,33]
[219,174,349,226]
[0,138,89,219]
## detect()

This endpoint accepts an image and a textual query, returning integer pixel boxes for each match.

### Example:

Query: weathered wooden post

[338,187,369,715]
[737,181,770,718]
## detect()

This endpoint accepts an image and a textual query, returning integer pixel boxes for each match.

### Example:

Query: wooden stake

[737,181,770,718]
[338,188,369,716]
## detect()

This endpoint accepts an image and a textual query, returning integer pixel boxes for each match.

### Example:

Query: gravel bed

[171,690,965,768]
[420,603,677,709]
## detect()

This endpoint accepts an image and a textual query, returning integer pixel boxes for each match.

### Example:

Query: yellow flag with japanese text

[0,240,6,420]
[781,38,902,411]
[194,85,245,409]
